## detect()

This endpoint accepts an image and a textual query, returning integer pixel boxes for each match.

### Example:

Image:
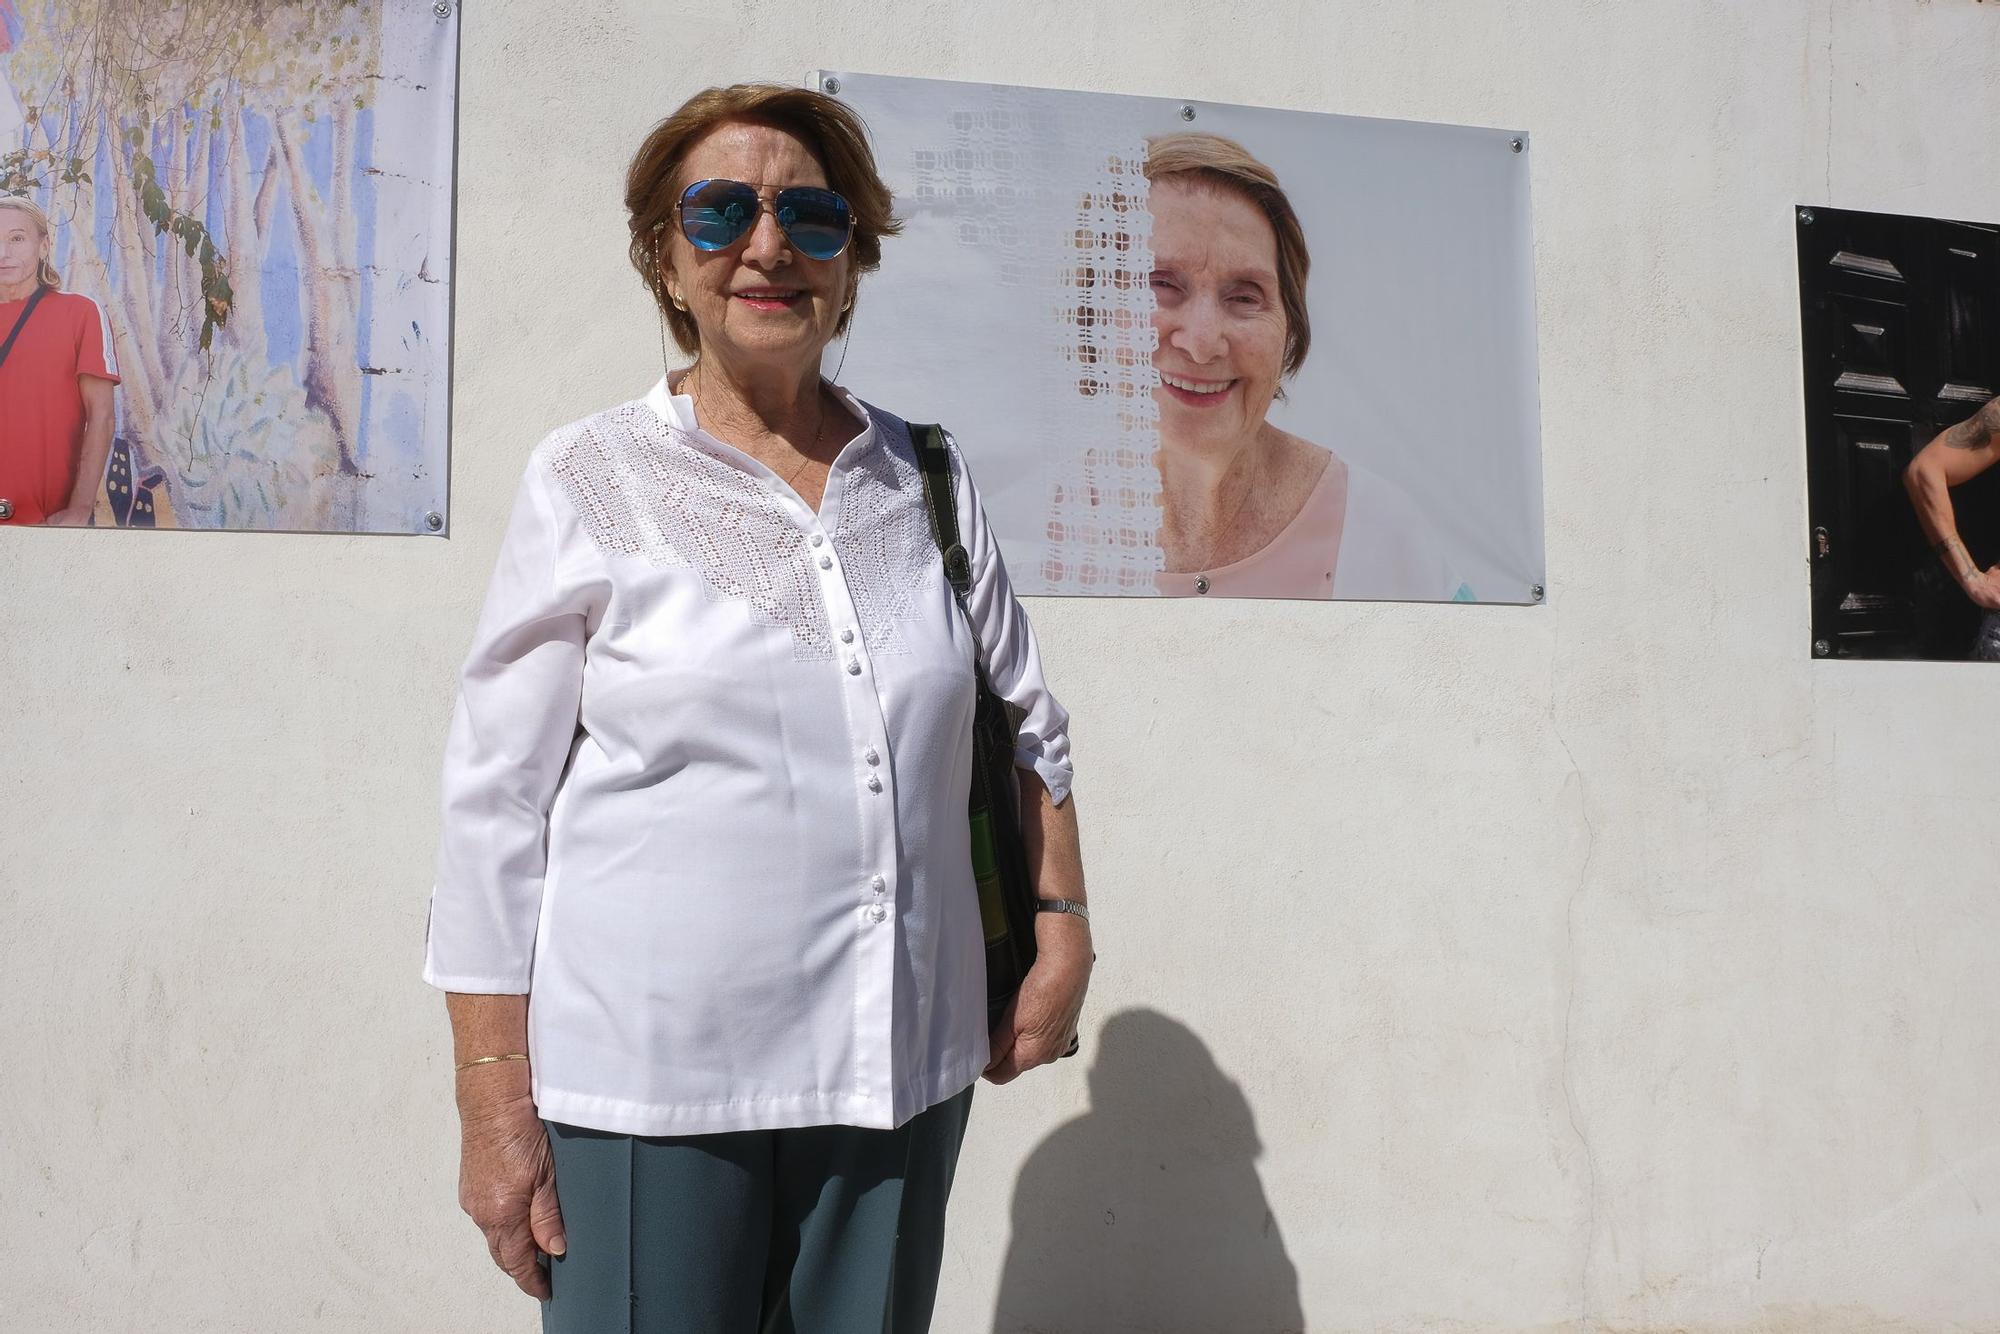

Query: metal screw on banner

[823,77,842,95]
[1531,584,1545,602]
[1179,105,1196,121]
[1799,208,1815,225]
[433,1,450,15]
[1510,138,1524,154]
[1813,639,1831,657]
[425,511,444,533]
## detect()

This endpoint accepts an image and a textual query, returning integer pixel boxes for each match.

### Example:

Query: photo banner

[821,71,1546,603]
[0,0,458,534]
[1798,204,2000,662]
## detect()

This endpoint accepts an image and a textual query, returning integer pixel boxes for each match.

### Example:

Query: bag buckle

[941,542,972,588]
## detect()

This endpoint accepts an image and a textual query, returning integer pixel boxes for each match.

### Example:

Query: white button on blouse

[423,379,1073,1136]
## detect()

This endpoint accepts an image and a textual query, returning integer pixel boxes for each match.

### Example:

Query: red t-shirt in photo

[0,287,121,525]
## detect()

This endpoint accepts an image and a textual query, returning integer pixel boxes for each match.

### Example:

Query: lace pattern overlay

[543,401,935,661]
[903,93,1163,594]
[1048,144,1162,593]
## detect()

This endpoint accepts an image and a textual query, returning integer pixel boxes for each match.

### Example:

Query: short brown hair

[1144,133,1310,378]
[626,84,901,355]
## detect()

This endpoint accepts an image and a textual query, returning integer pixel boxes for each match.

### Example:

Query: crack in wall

[1549,608,1602,1333]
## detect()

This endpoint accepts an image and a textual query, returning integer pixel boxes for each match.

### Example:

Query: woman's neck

[0,274,40,303]
[1156,424,1297,572]
[680,351,825,444]
[674,349,854,511]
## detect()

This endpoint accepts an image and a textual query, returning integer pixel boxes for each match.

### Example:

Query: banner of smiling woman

[824,72,1546,604]
[0,0,457,534]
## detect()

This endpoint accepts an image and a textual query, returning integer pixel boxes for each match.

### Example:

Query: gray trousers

[541,1086,974,1334]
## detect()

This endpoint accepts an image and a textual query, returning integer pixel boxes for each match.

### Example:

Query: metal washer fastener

[1179,105,1197,122]
[824,76,842,95]
[425,511,444,532]
[1194,575,1211,595]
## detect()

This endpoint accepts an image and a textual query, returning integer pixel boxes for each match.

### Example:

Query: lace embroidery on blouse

[542,400,936,662]
[834,412,937,659]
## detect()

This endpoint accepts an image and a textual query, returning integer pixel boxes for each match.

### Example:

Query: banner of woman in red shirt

[0,1,457,533]
[0,195,119,526]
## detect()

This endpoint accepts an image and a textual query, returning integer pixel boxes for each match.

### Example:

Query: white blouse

[423,378,1073,1136]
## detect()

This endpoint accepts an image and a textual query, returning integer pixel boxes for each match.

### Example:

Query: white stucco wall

[5,2,1999,1330]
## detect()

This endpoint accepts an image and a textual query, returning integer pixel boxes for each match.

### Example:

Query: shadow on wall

[991,1008,1306,1334]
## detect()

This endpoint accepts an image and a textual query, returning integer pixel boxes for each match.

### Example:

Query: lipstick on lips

[732,286,805,311]
[1157,370,1238,407]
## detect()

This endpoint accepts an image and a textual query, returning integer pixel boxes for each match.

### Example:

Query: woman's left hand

[984,917,1093,1084]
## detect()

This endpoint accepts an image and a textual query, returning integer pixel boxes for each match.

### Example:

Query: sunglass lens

[775,187,852,260]
[680,181,758,251]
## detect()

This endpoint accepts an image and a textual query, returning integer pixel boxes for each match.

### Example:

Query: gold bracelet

[454,1053,529,1073]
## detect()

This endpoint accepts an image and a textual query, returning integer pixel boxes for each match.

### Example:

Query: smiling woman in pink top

[1145,134,1464,601]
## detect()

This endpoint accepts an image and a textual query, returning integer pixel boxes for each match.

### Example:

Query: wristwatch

[1035,897,1089,923]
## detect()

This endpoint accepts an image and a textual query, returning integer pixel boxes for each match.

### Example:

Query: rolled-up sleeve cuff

[422,890,534,994]
[1016,745,1074,807]
[420,967,531,995]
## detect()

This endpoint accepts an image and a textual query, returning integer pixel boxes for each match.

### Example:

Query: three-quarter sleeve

[423,457,596,992]
[948,437,1075,805]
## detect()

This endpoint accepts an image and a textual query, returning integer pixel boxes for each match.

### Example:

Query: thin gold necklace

[687,365,828,494]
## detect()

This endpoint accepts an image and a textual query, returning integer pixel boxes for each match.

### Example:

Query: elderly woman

[0,194,119,528]
[424,84,1092,1332]
[1142,133,1465,600]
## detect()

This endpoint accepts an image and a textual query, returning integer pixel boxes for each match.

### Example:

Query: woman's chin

[717,316,837,361]
[1154,409,1256,458]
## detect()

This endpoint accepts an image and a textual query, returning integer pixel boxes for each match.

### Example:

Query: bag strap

[0,283,50,372]
[908,421,973,600]
[908,420,1012,709]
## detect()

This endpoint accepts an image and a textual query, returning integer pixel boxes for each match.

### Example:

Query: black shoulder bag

[908,421,1079,1056]
[0,283,50,371]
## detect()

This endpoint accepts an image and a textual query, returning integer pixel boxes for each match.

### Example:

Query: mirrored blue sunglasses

[676,179,855,262]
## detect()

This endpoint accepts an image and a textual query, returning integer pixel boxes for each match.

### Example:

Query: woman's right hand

[457,1082,566,1299]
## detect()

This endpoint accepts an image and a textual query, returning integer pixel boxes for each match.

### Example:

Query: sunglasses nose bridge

[739,202,791,260]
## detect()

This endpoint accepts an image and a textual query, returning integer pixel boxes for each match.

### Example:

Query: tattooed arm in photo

[1905,395,2000,612]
